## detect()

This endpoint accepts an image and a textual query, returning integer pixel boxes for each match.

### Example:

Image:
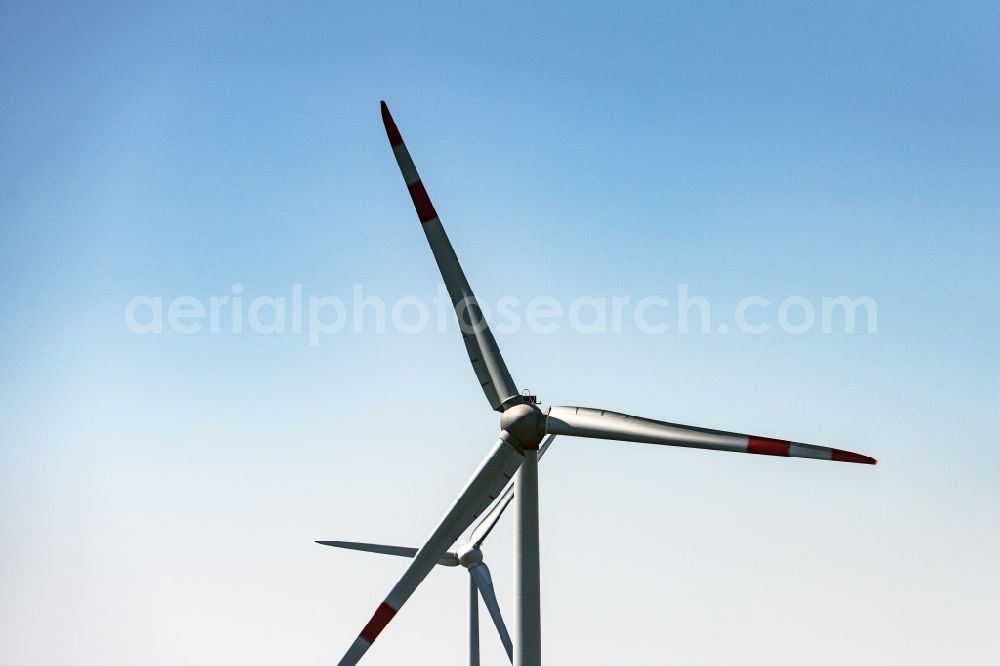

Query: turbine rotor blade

[470,435,556,548]
[315,541,459,567]
[380,101,520,412]
[469,562,513,662]
[545,406,877,464]
[337,433,525,665]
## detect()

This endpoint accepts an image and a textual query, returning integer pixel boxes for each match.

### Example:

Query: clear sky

[1,1,998,664]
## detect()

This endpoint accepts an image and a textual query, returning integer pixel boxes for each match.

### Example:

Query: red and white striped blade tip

[747,436,877,465]
[380,100,403,146]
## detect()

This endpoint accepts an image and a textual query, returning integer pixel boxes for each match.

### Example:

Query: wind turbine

[319,436,556,665]
[334,101,877,666]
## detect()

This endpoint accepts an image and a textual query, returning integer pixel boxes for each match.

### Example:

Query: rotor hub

[456,542,483,568]
[500,402,546,451]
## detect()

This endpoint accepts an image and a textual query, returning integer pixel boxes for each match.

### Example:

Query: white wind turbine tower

[319,436,555,665]
[334,102,877,666]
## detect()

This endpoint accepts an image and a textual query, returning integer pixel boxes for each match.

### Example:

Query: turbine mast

[514,449,541,665]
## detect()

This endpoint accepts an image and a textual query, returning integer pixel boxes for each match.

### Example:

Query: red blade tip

[832,449,878,465]
[380,100,403,146]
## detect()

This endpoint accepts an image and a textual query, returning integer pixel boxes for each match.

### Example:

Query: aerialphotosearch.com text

[124,283,877,347]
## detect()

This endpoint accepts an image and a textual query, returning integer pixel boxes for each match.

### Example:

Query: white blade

[545,406,877,464]
[337,434,524,665]
[469,562,513,662]
[470,435,556,548]
[381,101,520,412]
[315,541,459,567]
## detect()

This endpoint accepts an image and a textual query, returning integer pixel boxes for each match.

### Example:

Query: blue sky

[1,2,998,664]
